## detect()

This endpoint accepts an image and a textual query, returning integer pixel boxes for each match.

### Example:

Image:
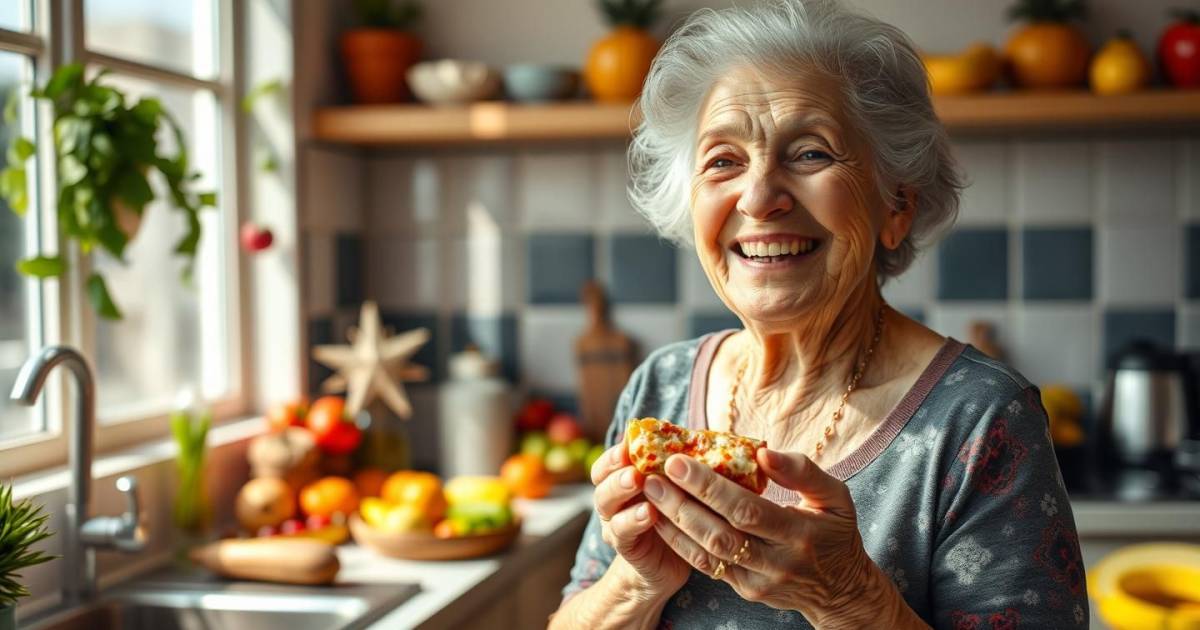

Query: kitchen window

[0,0,243,476]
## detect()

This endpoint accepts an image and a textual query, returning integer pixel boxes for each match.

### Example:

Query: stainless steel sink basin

[24,567,419,630]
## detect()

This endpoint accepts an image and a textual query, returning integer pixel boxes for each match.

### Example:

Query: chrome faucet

[9,345,147,607]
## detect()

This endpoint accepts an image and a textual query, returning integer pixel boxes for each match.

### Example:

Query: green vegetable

[0,63,217,320]
[447,501,512,534]
[170,408,212,533]
[0,483,54,606]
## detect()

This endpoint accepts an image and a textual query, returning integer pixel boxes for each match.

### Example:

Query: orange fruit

[353,468,388,498]
[1004,22,1091,89]
[584,26,660,103]
[500,454,553,499]
[381,471,447,523]
[299,476,360,518]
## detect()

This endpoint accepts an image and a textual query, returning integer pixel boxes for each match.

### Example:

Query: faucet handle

[81,475,148,553]
[116,475,140,520]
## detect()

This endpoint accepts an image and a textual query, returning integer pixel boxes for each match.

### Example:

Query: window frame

[0,0,249,477]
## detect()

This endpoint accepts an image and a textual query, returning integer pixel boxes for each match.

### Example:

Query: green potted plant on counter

[0,483,53,630]
[0,63,217,320]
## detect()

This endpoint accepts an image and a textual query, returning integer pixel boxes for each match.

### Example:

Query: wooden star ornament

[312,301,430,419]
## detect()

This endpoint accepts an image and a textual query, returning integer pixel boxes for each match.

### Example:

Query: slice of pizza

[624,417,768,495]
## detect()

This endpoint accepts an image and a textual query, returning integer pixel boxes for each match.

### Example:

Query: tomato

[1159,10,1200,88]
[307,396,361,455]
[266,399,307,432]
[319,420,362,456]
[515,398,555,432]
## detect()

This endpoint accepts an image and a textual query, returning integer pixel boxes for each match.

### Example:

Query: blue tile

[450,313,519,382]
[607,234,678,303]
[381,310,442,383]
[336,233,364,307]
[1023,228,1093,300]
[688,312,742,338]
[307,317,334,396]
[1187,225,1200,299]
[1103,309,1176,369]
[527,234,594,304]
[937,229,1009,300]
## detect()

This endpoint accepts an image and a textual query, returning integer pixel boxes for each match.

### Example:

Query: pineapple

[1005,0,1092,89]
[584,0,663,103]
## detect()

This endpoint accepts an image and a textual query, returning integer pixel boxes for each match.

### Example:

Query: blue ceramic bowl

[503,65,579,102]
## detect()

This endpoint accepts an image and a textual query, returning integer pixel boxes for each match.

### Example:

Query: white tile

[1182,140,1200,219]
[367,156,442,235]
[953,141,1008,225]
[519,307,588,391]
[304,232,335,316]
[597,145,651,231]
[1098,140,1175,225]
[1098,225,1180,305]
[447,232,524,316]
[679,248,726,310]
[518,150,599,230]
[927,303,1013,352]
[882,245,936,307]
[1014,140,1092,224]
[304,148,364,231]
[1012,305,1096,388]
[367,237,442,310]
[611,306,685,359]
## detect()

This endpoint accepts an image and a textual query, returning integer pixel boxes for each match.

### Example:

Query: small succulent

[0,483,54,607]
[353,0,423,30]
[1008,0,1087,22]
[597,0,663,29]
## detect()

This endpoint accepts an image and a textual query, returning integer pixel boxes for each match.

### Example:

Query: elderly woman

[550,1,1087,628]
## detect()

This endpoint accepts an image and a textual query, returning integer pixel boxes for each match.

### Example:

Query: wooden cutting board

[575,281,636,443]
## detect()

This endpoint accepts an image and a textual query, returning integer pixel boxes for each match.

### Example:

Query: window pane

[91,74,231,421]
[85,0,217,79]
[0,52,39,441]
[0,0,33,32]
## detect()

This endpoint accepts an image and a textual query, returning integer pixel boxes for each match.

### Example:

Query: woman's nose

[734,169,794,221]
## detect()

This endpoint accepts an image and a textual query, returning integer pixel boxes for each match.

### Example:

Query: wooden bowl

[348,513,520,561]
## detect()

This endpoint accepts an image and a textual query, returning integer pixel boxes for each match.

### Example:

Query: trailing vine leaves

[0,63,218,319]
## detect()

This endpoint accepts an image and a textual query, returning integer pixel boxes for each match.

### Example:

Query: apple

[519,431,551,458]
[516,398,555,432]
[279,518,305,535]
[547,413,584,445]
[584,444,605,476]
[240,222,274,252]
[566,438,591,463]
[544,444,576,475]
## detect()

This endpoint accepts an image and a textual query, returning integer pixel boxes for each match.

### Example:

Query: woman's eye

[708,157,735,169]
[795,150,832,162]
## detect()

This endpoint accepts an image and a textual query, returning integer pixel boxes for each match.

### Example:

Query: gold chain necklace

[727,306,886,458]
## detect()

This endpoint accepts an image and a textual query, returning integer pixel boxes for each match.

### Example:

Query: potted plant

[342,0,424,103]
[0,483,53,630]
[584,0,662,103]
[0,63,217,320]
[1004,0,1091,89]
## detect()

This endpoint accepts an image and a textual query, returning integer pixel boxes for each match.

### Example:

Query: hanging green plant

[0,63,217,320]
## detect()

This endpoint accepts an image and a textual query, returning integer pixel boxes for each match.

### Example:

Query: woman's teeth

[738,239,817,259]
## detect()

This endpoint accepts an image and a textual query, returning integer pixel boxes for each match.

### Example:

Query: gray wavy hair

[628,0,963,279]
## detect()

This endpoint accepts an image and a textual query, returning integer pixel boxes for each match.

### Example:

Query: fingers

[644,472,768,573]
[662,454,792,539]
[604,501,656,558]
[652,516,725,578]
[594,465,644,521]
[758,449,854,516]
[591,442,630,485]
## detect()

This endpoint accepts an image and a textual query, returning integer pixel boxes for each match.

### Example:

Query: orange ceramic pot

[341,29,422,104]
[1004,22,1091,89]
[584,26,659,103]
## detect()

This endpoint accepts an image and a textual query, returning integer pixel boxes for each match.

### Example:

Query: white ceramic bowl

[407,60,500,106]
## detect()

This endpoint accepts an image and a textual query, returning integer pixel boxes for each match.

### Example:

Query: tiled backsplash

[302,137,1200,470]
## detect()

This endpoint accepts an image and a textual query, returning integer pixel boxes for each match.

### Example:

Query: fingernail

[620,468,635,489]
[644,476,665,501]
[666,456,689,481]
[636,504,649,521]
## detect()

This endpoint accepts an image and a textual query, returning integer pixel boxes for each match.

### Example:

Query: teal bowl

[503,65,579,102]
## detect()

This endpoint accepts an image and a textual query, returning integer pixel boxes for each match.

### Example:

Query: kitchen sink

[24,568,419,630]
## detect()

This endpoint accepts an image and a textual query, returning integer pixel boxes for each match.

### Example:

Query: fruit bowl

[348,513,521,561]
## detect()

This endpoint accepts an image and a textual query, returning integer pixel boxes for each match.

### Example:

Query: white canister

[438,347,513,477]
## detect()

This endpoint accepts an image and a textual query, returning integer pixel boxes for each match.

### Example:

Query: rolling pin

[189,537,340,585]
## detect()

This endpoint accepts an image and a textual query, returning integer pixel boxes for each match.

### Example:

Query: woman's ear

[880,187,917,251]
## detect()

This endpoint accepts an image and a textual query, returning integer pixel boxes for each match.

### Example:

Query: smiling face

[690,66,903,332]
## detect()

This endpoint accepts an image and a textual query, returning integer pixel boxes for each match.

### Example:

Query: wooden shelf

[312,90,1200,145]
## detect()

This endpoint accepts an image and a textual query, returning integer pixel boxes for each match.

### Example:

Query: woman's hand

[590,443,692,597]
[642,448,909,628]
